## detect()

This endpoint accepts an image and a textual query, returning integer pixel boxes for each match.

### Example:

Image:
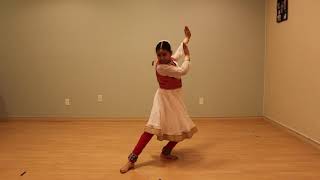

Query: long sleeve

[171,42,184,62]
[156,60,190,79]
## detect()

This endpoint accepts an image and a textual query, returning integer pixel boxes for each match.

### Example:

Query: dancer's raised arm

[172,26,191,61]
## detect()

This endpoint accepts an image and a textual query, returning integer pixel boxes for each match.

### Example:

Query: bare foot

[160,153,179,160]
[120,161,134,174]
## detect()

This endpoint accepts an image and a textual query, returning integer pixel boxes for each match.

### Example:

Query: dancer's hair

[155,41,172,54]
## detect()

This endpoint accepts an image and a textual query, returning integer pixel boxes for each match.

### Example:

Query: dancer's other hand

[183,26,191,44]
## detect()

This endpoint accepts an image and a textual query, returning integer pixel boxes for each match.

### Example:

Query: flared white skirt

[144,88,198,142]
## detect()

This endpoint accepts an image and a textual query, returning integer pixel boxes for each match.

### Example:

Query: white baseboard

[264,115,320,150]
[3,116,264,121]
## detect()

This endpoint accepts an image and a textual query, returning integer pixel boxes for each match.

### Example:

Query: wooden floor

[0,118,319,180]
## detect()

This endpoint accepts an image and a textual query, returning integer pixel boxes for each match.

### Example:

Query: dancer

[120,26,197,174]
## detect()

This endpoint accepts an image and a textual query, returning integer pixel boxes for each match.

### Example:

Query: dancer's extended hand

[183,26,191,44]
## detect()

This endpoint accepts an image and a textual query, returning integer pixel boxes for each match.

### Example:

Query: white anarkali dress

[144,42,198,142]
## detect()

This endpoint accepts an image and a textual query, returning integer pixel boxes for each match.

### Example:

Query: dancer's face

[156,49,172,63]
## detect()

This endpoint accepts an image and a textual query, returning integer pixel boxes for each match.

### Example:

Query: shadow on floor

[135,140,226,170]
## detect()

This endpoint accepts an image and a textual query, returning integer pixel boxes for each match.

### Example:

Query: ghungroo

[161,147,172,156]
[128,153,138,163]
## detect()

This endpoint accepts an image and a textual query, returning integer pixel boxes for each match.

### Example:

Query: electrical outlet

[65,98,71,106]
[199,97,204,105]
[97,94,103,102]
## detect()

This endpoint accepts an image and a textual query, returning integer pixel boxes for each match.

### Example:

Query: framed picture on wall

[277,0,288,23]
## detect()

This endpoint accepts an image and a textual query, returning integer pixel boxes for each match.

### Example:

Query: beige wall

[0,0,265,118]
[265,0,320,143]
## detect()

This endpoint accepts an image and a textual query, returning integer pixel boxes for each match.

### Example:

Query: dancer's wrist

[185,55,190,61]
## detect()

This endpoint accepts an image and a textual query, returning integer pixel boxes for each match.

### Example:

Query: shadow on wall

[0,96,8,121]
